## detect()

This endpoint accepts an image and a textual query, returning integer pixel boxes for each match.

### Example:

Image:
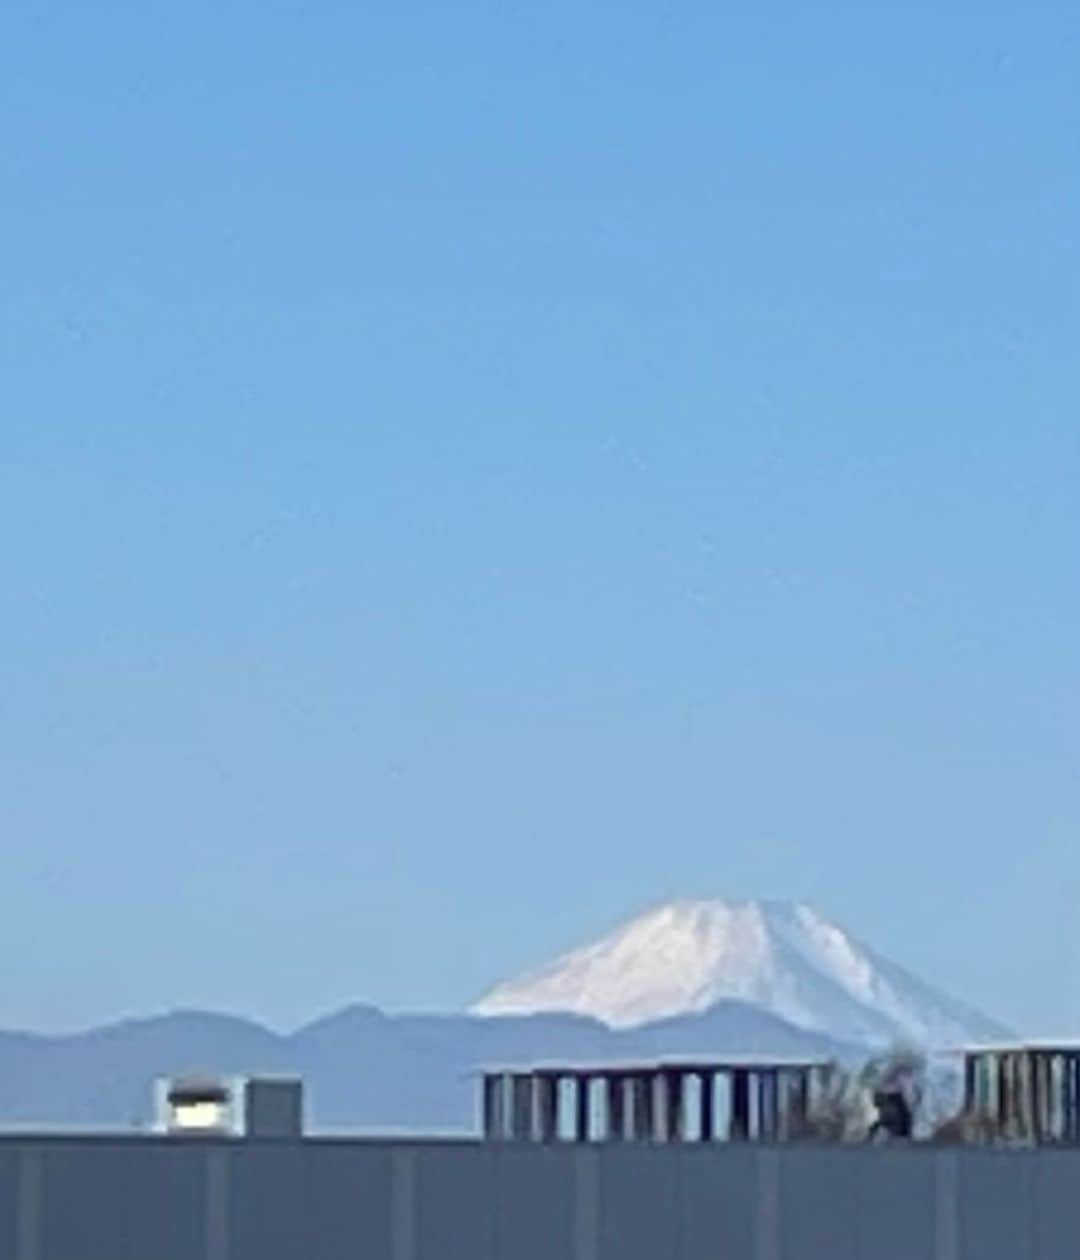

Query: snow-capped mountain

[472,899,1007,1049]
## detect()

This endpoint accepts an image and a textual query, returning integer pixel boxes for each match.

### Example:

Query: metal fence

[1,1136,1078,1259]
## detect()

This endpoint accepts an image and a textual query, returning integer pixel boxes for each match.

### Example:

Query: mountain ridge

[0,1000,857,1132]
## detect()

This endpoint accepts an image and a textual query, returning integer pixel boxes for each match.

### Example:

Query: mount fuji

[472,899,1007,1049]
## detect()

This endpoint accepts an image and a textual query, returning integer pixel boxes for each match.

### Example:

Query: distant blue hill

[0,1001,856,1133]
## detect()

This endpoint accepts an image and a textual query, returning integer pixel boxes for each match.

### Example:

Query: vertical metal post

[981,1054,994,1118]
[625,1075,640,1140]
[511,1073,533,1140]
[1063,1053,1073,1144]
[1014,1053,1026,1137]
[1020,1052,1035,1142]
[771,1070,781,1140]
[537,1074,558,1143]
[700,1072,715,1142]
[1050,1055,1061,1141]
[976,1054,989,1116]
[963,1056,977,1116]
[663,1070,683,1142]
[1069,1056,1079,1144]
[656,1072,670,1141]
[1032,1054,1047,1143]
[482,1074,499,1139]
[1043,1053,1055,1142]
[575,1074,590,1143]
[646,1072,660,1141]
[793,1069,811,1139]
[1072,1056,1079,1144]
[765,1070,775,1140]
[766,1073,776,1144]
[996,1054,1007,1134]
[496,1073,512,1139]
[732,1069,751,1141]
[607,1075,625,1141]
[992,1053,1005,1132]
[633,1074,653,1141]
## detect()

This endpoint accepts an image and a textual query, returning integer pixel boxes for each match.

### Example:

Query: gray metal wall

[1,1137,1078,1260]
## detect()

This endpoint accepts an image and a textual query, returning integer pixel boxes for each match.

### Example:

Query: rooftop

[960,1041,1080,1056]
[477,1055,833,1076]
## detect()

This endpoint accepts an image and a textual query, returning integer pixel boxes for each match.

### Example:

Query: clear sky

[1,1,1077,1036]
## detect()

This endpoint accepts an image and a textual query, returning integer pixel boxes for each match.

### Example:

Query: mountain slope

[472,899,1007,1048]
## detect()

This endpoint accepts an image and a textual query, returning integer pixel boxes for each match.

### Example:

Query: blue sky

[1,1,1077,1034]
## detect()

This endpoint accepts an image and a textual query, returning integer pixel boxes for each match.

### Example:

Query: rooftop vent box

[244,1077,304,1137]
[154,1075,303,1138]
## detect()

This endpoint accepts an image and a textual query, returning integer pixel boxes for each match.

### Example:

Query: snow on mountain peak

[471,898,1006,1049]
